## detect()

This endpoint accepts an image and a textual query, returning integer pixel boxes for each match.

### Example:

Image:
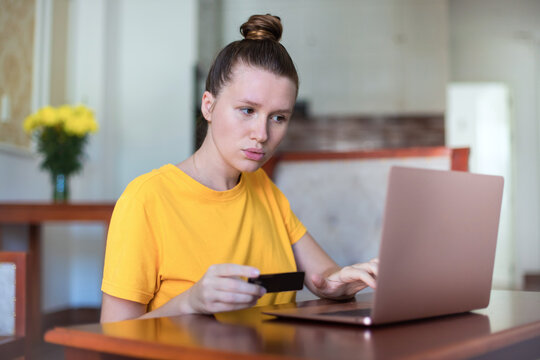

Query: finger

[340,284,371,298]
[351,261,378,277]
[208,264,260,278]
[336,266,377,289]
[368,258,379,275]
[211,299,258,313]
[215,277,266,296]
[214,290,259,305]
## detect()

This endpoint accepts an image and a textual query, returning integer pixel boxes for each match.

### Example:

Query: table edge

[44,326,303,360]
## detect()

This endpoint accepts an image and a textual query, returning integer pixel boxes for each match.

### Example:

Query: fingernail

[251,269,260,277]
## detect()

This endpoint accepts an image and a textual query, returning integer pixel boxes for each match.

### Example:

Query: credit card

[248,271,305,293]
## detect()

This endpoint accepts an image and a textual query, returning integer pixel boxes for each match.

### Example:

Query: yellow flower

[57,105,73,123]
[63,109,95,136]
[64,116,83,136]
[23,104,99,136]
[39,106,60,127]
[23,114,38,133]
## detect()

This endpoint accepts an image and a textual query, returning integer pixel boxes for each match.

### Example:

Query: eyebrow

[238,99,293,114]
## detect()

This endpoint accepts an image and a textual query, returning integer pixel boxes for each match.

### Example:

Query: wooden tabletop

[45,290,540,360]
[0,202,115,223]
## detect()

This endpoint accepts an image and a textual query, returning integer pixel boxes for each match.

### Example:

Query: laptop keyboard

[320,308,372,317]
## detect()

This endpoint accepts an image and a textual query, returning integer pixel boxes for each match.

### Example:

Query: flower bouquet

[23,104,99,202]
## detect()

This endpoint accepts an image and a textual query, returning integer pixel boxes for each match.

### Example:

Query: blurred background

[0,0,539,325]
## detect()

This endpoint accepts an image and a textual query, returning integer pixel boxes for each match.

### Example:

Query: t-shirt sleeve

[285,205,307,245]
[259,170,307,245]
[101,194,159,304]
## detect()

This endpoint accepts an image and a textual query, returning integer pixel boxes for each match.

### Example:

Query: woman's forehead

[223,64,297,105]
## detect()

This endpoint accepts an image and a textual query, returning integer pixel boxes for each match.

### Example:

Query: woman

[100,14,378,323]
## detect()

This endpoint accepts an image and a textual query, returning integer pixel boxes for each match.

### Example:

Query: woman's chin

[236,160,264,173]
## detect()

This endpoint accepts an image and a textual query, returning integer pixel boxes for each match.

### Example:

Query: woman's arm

[100,264,266,323]
[100,293,146,322]
[292,232,378,300]
[291,232,341,295]
[100,291,194,323]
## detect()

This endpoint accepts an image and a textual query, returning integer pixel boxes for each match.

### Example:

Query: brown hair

[196,14,299,147]
[206,14,298,96]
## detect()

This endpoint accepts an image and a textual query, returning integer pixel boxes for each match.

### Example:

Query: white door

[446,83,514,289]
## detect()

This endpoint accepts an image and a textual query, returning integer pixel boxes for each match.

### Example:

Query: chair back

[264,147,469,302]
[0,252,27,337]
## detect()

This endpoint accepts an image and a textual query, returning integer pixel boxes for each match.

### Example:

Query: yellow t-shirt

[101,164,307,311]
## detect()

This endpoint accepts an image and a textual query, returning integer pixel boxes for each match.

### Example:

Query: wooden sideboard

[0,203,115,348]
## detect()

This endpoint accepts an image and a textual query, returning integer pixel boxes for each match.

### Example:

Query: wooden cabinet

[0,203,114,348]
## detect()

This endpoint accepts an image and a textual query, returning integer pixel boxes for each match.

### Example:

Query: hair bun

[240,14,282,42]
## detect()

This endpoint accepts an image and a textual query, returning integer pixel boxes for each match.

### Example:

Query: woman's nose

[251,118,268,143]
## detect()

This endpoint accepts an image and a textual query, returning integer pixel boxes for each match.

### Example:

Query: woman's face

[202,64,297,174]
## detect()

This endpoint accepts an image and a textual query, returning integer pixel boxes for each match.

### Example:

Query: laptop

[264,166,504,326]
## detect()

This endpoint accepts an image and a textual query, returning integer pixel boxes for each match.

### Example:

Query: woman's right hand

[102,264,266,322]
[183,264,267,314]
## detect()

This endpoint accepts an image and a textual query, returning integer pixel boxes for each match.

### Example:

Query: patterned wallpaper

[0,0,35,149]
[280,115,445,152]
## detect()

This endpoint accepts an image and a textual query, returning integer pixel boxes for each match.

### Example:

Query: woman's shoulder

[121,164,179,200]
[244,168,293,211]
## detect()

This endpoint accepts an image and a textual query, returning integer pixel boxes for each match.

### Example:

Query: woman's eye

[240,107,254,115]
[271,115,287,123]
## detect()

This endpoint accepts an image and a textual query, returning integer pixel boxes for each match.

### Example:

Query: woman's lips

[243,149,265,161]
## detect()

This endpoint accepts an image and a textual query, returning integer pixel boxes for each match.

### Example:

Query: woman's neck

[177,144,241,191]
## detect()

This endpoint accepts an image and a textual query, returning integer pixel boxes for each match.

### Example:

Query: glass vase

[52,173,70,203]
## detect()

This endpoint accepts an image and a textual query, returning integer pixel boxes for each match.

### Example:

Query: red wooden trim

[264,147,470,178]
[450,148,470,172]
[0,252,27,337]
[277,147,452,161]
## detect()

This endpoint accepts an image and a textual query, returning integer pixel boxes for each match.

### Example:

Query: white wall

[220,0,448,115]
[107,1,197,193]
[1,0,197,311]
[449,0,540,287]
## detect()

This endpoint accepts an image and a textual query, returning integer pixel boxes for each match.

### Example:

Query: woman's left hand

[311,258,378,300]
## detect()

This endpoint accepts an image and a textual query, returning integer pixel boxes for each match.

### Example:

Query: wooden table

[0,203,115,346]
[45,290,540,359]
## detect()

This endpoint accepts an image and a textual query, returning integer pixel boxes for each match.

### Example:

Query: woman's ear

[201,91,215,122]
